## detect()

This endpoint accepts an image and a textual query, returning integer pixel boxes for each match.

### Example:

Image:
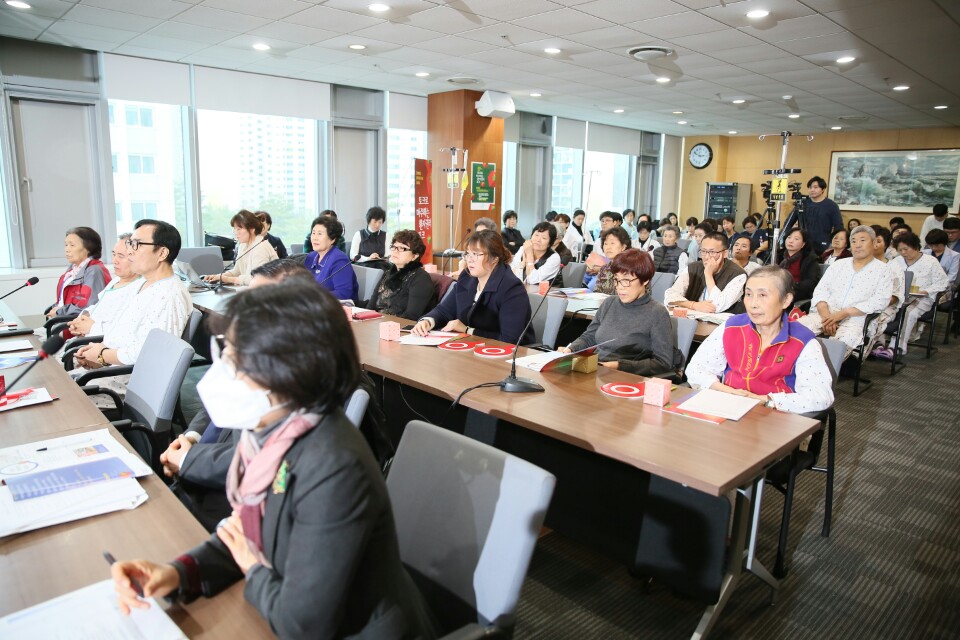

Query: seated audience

[73,220,192,397]
[414,230,533,344]
[683,216,699,240]
[473,216,496,232]
[820,228,852,264]
[889,216,905,231]
[302,209,347,254]
[919,203,951,244]
[622,208,639,241]
[511,221,562,285]
[847,218,862,232]
[565,209,590,256]
[304,215,359,302]
[255,211,287,259]
[551,221,573,263]
[67,233,142,338]
[778,228,822,300]
[886,232,951,354]
[888,224,911,260]
[665,232,746,313]
[865,226,905,360]
[923,228,959,285]
[560,249,682,376]
[501,210,524,253]
[740,216,770,260]
[635,222,660,252]
[48,226,111,318]
[204,210,278,286]
[944,216,960,253]
[637,213,659,240]
[720,215,737,241]
[652,224,688,274]
[797,225,892,356]
[368,230,434,319]
[687,221,712,262]
[350,206,387,262]
[112,281,436,639]
[584,211,623,278]
[686,266,834,413]
[667,213,679,227]
[586,226,631,294]
[730,235,760,275]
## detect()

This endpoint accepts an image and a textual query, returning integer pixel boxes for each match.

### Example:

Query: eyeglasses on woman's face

[613,276,639,288]
[389,244,411,253]
[463,251,486,261]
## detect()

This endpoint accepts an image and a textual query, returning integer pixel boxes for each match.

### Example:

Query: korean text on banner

[414,158,433,263]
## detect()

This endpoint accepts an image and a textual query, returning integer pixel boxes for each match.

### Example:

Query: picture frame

[828,149,960,213]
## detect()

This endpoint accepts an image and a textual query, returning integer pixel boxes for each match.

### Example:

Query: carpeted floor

[513,334,960,639]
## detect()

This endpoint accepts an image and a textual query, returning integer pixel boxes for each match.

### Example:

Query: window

[111,153,117,173]
[551,146,583,214]
[108,104,114,125]
[108,100,189,237]
[386,128,427,230]
[197,109,318,245]
[583,151,633,229]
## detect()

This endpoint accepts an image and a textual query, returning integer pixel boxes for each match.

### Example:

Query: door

[517,144,549,232]
[332,126,378,243]
[11,98,101,267]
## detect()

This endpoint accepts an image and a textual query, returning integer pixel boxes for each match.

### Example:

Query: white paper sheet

[398,330,462,346]
[676,388,760,421]
[0,387,55,412]
[0,339,33,353]
[0,428,152,480]
[0,579,185,640]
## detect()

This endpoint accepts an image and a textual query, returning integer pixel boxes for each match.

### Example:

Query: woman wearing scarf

[778,228,821,300]
[368,229,435,318]
[111,281,436,640]
[47,226,111,318]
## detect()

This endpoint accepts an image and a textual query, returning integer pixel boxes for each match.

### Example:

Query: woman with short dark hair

[204,210,278,286]
[350,206,388,262]
[562,249,681,375]
[48,226,111,318]
[778,228,821,299]
[304,215,358,301]
[368,230,435,319]
[501,210,524,253]
[413,229,533,344]
[111,281,436,639]
[511,221,561,284]
[586,226,631,294]
[820,228,852,264]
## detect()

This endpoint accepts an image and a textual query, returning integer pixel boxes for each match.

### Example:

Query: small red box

[643,377,671,407]
[379,321,401,341]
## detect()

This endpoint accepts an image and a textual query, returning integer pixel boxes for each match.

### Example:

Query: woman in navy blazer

[414,229,534,345]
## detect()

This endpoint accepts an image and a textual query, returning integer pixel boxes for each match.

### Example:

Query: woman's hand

[46,305,60,319]
[600,361,619,370]
[557,346,572,354]
[75,343,105,369]
[411,319,433,336]
[111,560,180,614]
[442,319,468,333]
[217,514,259,574]
[202,274,221,283]
[68,314,94,337]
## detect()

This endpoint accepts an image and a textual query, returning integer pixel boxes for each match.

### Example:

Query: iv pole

[439,146,468,272]
[757,130,814,265]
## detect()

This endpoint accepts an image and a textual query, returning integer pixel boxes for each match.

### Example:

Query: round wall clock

[689,143,713,169]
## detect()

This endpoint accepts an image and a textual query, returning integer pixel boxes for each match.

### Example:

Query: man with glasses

[73,219,192,400]
[664,232,747,313]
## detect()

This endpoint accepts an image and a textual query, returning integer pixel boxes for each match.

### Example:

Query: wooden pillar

[428,90,504,257]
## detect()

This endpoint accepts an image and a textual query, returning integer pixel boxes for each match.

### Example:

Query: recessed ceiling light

[368,3,390,11]
[252,43,271,51]
[934,105,949,110]
[5,0,31,7]
[349,44,366,50]
[788,113,800,118]
[836,56,856,64]
[656,76,671,84]
[782,95,793,100]
[544,47,561,55]
[529,92,542,97]
[677,120,687,125]
[732,99,745,104]
[831,126,842,130]
[415,71,430,77]
[893,85,910,91]
[614,109,624,113]
[728,130,738,134]
[746,9,770,19]
[672,111,683,115]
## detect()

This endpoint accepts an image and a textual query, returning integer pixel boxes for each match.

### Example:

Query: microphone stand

[500,266,562,394]
[213,239,266,293]
[0,277,39,301]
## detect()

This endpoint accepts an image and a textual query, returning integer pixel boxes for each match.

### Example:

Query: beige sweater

[223,238,278,285]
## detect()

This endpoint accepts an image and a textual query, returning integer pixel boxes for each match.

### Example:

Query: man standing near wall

[919,203,951,245]
[799,176,843,255]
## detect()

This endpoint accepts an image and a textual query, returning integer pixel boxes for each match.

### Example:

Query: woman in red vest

[47,226,111,319]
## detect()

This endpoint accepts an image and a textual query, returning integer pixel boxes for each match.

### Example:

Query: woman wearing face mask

[111,281,436,640]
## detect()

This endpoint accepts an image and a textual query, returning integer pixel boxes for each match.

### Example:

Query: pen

[103,550,144,597]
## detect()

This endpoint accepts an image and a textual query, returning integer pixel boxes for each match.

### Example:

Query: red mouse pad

[599,382,645,399]
[473,345,516,358]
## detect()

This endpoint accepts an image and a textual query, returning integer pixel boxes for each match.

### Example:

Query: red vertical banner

[414,158,433,264]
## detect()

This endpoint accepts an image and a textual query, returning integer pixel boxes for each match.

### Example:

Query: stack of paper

[675,388,760,421]
[0,386,55,411]
[0,429,150,536]
[398,330,461,346]
[0,579,186,639]
[0,339,33,353]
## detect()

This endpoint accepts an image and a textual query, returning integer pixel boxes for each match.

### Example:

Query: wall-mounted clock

[689,143,713,169]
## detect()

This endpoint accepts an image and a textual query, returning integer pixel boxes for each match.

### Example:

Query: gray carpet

[514,332,960,639]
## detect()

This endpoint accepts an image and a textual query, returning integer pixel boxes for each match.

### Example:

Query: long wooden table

[0,302,271,637]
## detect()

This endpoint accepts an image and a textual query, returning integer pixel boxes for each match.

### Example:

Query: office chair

[428,272,455,312]
[387,420,555,637]
[650,272,674,305]
[526,291,568,349]
[561,261,586,290]
[344,388,369,429]
[177,247,224,275]
[671,315,697,373]
[352,264,385,307]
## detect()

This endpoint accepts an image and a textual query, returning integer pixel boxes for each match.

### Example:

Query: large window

[583,151,633,226]
[108,99,189,237]
[386,128,427,230]
[551,146,583,214]
[197,110,317,246]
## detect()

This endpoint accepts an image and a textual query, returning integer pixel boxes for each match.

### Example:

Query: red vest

[721,313,815,395]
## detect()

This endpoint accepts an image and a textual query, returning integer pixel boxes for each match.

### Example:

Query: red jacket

[54,258,111,316]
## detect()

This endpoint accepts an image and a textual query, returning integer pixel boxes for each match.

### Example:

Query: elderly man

[66,233,142,338]
[798,225,893,357]
[889,232,951,354]
[664,232,746,313]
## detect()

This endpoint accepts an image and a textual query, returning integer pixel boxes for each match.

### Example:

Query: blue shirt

[304,247,359,302]
[799,197,843,254]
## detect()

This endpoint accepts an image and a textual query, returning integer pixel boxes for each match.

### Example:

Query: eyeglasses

[463,251,486,261]
[389,245,411,253]
[700,249,726,257]
[125,238,159,251]
[613,277,639,288]
[209,334,238,371]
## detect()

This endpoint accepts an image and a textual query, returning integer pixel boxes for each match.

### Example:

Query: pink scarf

[225,411,320,567]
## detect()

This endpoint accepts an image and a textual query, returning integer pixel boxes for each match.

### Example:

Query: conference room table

[0,301,272,638]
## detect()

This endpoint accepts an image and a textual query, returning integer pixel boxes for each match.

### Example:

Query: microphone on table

[442,227,473,258]
[1,334,65,395]
[500,268,563,394]
[213,239,267,293]
[0,276,39,301]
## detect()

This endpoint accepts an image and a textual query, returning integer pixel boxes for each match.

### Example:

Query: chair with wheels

[671,316,697,372]
[344,387,369,429]
[386,420,555,637]
[352,264,385,307]
[178,247,225,276]
[649,271,675,305]
[561,261,587,290]
[526,291,568,349]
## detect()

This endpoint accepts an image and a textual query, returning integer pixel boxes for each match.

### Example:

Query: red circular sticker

[600,382,645,398]
[474,345,516,358]
[438,341,479,351]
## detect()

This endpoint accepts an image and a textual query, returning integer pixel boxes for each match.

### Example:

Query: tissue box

[571,353,598,373]
[379,321,401,341]
[538,281,550,295]
[643,377,671,406]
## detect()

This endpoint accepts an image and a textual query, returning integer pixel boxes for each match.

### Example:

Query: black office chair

[42,303,79,338]
[912,288,953,355]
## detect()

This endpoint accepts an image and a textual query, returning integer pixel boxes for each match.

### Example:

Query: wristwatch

[97,348,108,366]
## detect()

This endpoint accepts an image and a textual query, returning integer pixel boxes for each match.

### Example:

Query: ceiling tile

[10,0,75,20]
[276,5,383,32]
[123,33,208,54]
[699,0,817,28]
[62,4,163,31]
[567,25,650,49]
[417,35,497,56]
[826,1,939,31]
[401,5,498,34]
[199,0,312,21]
[219,34,304,53]
[575,0,688,23]
[111,44,189,61]
[513,8,614,36]
[742,14,848,44]
[247,21,338,45]
[0,8,55,33]
[285,45,360,64]
[628,11,727,39]
[45,19,138,44]
[320,0,433,20]
[150,20,239,44]
[669,28,762,52]
[172,6,272,31]
[80,0,194,20]
[708,42,794,63]
[466,0,563,21]
[349,21,441,45]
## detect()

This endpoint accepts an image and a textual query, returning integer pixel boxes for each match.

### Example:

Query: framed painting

[828,149,960,213]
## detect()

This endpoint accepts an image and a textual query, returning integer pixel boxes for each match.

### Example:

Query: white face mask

[196,358,275,430]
